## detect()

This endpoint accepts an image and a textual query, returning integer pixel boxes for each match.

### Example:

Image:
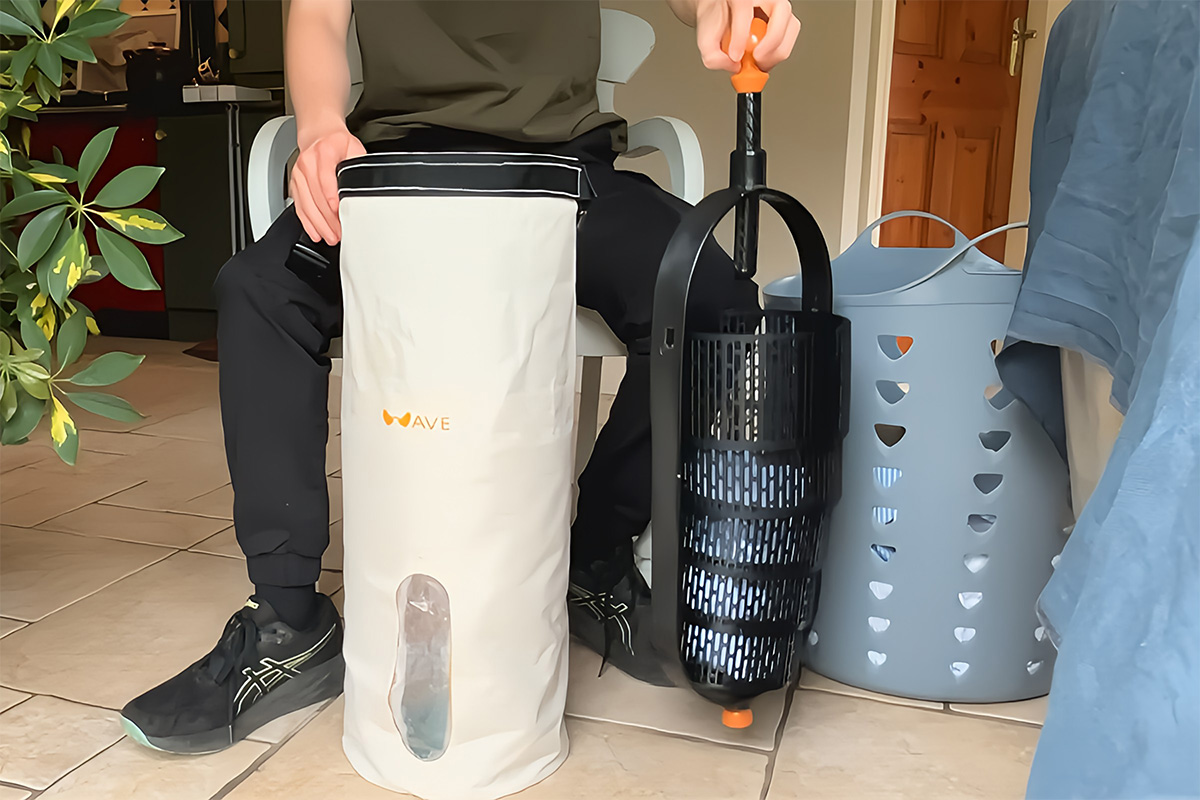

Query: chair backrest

[343,8,655,114]
[597,8,655,112]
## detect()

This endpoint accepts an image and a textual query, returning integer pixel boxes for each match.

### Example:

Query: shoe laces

[204,610,260,684]
[569,584,635,676]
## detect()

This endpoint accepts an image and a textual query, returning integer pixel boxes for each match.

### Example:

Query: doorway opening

[852,0,1067,266]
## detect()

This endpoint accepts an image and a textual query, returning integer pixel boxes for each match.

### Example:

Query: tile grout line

[30,522,231,551]
[0,780,38,799]
[96,498,235,524]
[0,616,28,638]
[37,495,237,529]
[209,737,287,800]
[208,698,337,800]
[0,689,127,714]
[562,712,780,756]
[5,685,1040,733]
[0,547,176,629]
[759,683,799,800]
[28,732,127,797]
[1,478,150,529]
[797,684,1045,730]
[937,699,1046,729]
[7,523,183,553]
[0,693,36,715]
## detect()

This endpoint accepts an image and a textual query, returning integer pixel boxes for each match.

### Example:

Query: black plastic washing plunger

[649,14,851,729]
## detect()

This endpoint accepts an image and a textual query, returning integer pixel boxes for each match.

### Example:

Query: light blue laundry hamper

[764,211,1071,703]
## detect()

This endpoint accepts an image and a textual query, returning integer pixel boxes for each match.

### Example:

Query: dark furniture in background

[28,0,286,342]
[32,103,281,342]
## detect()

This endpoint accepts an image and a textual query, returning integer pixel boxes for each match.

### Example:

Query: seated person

[120,0,799,754]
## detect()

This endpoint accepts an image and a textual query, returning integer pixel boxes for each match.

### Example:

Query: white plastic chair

[246,8,704,478]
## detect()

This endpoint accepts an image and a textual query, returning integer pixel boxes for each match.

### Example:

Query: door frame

[842,0,1066,266]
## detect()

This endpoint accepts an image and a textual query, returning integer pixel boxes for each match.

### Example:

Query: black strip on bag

[337,152,591,201]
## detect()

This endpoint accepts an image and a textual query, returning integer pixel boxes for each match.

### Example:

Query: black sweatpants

[214,126,759,590]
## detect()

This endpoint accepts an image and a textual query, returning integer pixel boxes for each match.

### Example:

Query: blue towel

[1000,2,1200,796]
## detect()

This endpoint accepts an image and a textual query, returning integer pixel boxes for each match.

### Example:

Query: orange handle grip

[724,14,770,93]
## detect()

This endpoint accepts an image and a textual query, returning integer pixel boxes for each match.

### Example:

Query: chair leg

[576,356,603,477]
[634,523,653,586]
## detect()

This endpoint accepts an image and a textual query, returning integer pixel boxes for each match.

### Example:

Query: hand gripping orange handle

[724,13,770,94]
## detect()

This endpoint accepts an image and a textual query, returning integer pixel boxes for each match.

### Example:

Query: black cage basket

[677,309,847,707]
[649,72,850,722]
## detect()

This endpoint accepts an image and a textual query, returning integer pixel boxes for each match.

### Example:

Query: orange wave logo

[383,410,412,428]
[383,409,450,431]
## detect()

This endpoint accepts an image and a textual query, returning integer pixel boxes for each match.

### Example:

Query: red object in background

[26,115,166,314]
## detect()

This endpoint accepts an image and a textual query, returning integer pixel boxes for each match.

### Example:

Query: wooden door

[880,0,1028,261]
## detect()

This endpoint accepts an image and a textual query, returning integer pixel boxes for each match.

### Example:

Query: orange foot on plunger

[722,708,753,729]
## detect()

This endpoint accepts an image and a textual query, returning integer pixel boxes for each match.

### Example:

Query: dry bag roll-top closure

[336,152,587,800]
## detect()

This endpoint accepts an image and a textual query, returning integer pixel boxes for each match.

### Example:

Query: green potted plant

[1,0,183,464]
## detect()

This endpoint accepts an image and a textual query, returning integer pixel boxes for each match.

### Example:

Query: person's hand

[693,0,800,73]
[290,124,366,245]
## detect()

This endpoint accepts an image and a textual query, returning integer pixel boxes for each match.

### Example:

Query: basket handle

[841,211,971,260]
[839,213,1029,296]
[887,220,1030,293]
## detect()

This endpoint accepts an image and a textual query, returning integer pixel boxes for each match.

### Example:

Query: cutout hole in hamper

[867,650,888,666]
[874,466,902,488]
[954,626,977,643]
[878,335,914,360]
[979,430,1012,452]
[968,514,997,533]
[869,580,894,600]
[990,338,1003,357]
[950,661,970,677]
[974,473,1004,494]
[875,423,907,447]
[871,544,897,562]
[873,507,898,526]
[1034,626,1047,642]
[868,616,891,633]
[808,630,819,646]
[1027,660,1044,675]
[963,554,990,574]
[959,591,983,610]
[985,383,1016,410]
[876,380,910,405]
[390,574,452,762]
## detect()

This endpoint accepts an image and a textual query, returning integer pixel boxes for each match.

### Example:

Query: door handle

[1010,17,1038,77]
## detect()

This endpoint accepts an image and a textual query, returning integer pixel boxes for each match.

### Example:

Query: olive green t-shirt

[346,0,624,147]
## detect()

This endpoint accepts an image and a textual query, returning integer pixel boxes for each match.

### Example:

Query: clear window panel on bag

[390,574,452,761]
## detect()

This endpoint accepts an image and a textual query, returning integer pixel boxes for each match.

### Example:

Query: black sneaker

[121,594,344,754]
[569,558,672,687]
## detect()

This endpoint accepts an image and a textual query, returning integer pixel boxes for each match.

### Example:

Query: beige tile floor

[0,339,1045,799]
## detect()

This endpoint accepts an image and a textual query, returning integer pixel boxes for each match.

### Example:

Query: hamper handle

[888,220,1030,293]
[838,214,1029,297]
[843,211,971,258]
